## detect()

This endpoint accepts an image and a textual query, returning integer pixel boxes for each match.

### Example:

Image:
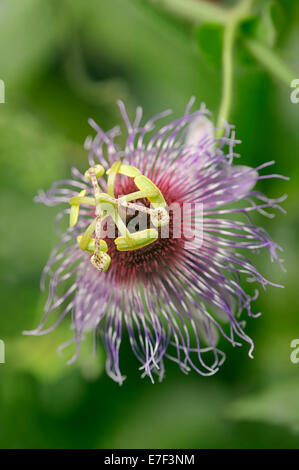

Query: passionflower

[25,99,287,384]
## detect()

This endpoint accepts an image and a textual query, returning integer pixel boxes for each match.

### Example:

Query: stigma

[69,163,169,272]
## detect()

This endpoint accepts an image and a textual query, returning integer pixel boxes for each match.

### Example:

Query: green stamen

[84,164,105,180]
[107,161,121,197]
[69,189,86,227]
[107,163,141,178]
[115,229,158,251]
[76,236,108,253]
[69,161,170,270]
[78,219,97,250]
[134,175,166,208]
[69,196,95,206]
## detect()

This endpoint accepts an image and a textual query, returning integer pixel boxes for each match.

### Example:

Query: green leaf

[226,378,299,434]
[101,381,229,448]
[241,1,284,47]
[194,23,224,68]
[0,0,67,88]
[9,327,104,383]
[255,1,282,46]
[0,108,67,195]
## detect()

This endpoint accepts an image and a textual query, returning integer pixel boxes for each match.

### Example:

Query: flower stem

[215,0,253,137]
[153,0,296,134]
[244,38,296,86]
[152,0,230,24]
[215,20,236,136]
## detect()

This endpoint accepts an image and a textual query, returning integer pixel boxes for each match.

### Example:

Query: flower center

[104,175,186,285]
[69,162,170,272]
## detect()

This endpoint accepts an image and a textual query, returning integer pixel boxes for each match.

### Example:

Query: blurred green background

[0,0,299,449]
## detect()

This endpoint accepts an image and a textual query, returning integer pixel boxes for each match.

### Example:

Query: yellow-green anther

[69,196,96,206]
[134,175,166,208]
[78,219,97,250]
[76,236,108,253]
[69,189,86,227]
[84,164,105,180]
[115,228,158,251]
[70,205,79,228]
[118,189,157,203]
[96,193,115,204]
[107,163,141,178]
[111,209,134,246]
[150,207,169,228]
[90,252,111,272]
[107,161,121,198]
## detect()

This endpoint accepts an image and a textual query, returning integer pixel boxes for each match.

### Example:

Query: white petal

[229,165,258,199]
[185,115,215,153]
